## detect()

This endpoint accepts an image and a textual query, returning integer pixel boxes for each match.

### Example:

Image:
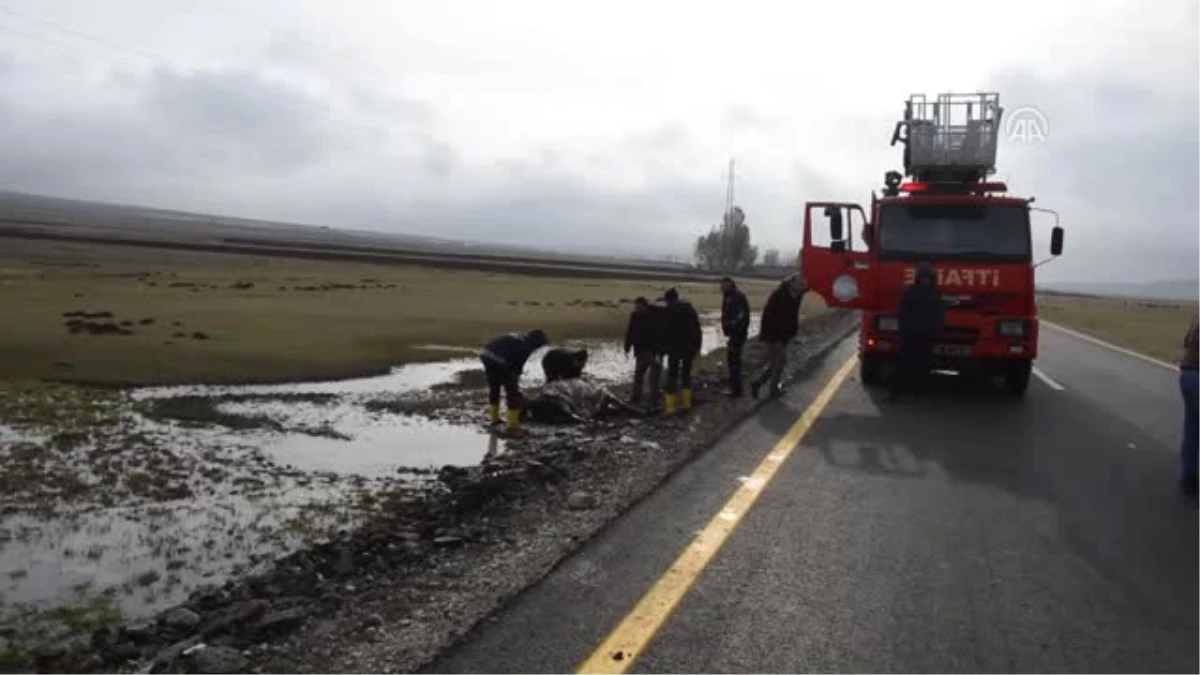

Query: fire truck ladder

[890,92,1004,185]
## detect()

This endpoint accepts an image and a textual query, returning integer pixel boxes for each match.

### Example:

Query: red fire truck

[800,92,1064,396]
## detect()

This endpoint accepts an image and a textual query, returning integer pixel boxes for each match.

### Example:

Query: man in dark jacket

[889,262,944,401]
[720,276,751,397]
[542,347,588,382]
[480,328,548,434]
[624,297,664,409]
[661,287,703,413]
[751,274,807,399]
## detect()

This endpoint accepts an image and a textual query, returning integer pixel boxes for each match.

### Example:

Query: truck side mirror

[1050,226,1064,256]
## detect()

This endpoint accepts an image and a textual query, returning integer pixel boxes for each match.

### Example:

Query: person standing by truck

[889,262,944,401]
[662,288,702,413]
[624,297,664,410]
[751,274,808,399]
[480,328,549,435]
[1178,315,1198,499]
[720,276,751,398]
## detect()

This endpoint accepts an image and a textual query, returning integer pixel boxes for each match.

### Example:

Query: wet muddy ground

[0,309,854,673]
[0,311,771,669]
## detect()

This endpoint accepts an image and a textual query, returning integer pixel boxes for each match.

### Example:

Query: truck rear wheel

[860,354,882,387]
[1004,360,1032,396]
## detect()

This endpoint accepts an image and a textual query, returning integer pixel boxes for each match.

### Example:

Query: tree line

[692,206,796,273]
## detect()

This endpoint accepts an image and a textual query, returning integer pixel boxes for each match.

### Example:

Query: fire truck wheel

[860,354,883,386]
[1004,360,1032,396]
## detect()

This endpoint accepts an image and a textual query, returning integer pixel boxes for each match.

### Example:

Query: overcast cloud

[0,0,1195,282]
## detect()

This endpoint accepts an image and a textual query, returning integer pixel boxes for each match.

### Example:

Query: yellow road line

[576,353,859,674]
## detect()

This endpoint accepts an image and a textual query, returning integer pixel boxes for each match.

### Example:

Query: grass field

[1038,293,1198,364]
[0,239,807,386]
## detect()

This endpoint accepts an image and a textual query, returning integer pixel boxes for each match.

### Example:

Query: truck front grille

[938,325,979,345]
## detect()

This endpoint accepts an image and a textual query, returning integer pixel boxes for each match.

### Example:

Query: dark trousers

[482,357,522,408]
[890,333,934,397]
[631,348,662,406]
[665,353,695,392]
[753,340,789,393]
[727,334,746,392]
[1181,368,1198,483]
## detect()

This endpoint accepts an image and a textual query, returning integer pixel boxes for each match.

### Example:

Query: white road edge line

[1031,366,1065,391]
[1042,320,1176,371]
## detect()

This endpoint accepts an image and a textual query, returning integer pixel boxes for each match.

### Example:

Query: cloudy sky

[0,0,1195,282]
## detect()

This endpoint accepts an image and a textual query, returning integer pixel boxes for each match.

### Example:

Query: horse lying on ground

[525,378,647,424]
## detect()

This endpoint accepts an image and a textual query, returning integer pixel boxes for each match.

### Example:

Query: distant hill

[0,188,693,272]
[1041,279,1199,302]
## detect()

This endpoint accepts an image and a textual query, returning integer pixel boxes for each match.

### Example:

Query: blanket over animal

[526,378,640,423]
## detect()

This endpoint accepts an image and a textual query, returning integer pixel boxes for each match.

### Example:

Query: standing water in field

[130,311,751,477]
[0,311,751,626]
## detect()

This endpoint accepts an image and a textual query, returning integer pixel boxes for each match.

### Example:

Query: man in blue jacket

[720,276,751,397]
[480,328,548,434]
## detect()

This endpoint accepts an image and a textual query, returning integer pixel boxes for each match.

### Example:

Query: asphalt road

[425,325,1198,674]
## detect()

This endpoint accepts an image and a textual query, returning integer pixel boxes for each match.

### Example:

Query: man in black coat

[751,274,808,399]
[624,297,665,409]
[542,348,588,382]
[889,262,944,401]
[480,328,548,433]
[720,276,751,397]
[661,287,703,413]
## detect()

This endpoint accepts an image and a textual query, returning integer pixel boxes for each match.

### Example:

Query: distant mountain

[1041,279,1199,302]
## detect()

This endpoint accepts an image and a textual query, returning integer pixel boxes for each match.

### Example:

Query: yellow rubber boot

[663,392,677,415]
[507,408,522,434]
[681,389,693,412]
[488,404,500,425]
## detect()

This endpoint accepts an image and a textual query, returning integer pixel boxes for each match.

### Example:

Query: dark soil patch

[139,396,284,433]
[429,369,488,392]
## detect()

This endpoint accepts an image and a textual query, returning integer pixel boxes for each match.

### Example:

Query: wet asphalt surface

[426,326,1199,673]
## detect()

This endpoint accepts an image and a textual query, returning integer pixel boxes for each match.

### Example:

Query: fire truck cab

[800,92,1064,396]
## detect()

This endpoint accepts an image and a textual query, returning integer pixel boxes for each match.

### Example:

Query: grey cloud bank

[0,0,1194,282]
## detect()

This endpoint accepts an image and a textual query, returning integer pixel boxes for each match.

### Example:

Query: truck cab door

[800,201,871,309]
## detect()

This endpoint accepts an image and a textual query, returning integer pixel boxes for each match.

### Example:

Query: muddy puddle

[129,311,748,478]
[0,312,751,630]
[0,482,368,618]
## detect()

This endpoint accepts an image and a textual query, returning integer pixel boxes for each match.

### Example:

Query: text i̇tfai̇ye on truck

[799,92,1065,396]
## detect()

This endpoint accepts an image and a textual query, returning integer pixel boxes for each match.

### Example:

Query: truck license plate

[934,344,971,356]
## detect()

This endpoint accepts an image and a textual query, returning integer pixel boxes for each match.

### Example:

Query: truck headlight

[876,316,899,332]
[997,319,1026,338]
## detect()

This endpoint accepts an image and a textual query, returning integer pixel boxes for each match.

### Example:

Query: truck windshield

[876,202,1030,262]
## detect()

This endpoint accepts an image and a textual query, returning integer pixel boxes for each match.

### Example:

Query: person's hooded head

[915,262,936,287]
[524,329,549,349]
[664,287,680,304]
